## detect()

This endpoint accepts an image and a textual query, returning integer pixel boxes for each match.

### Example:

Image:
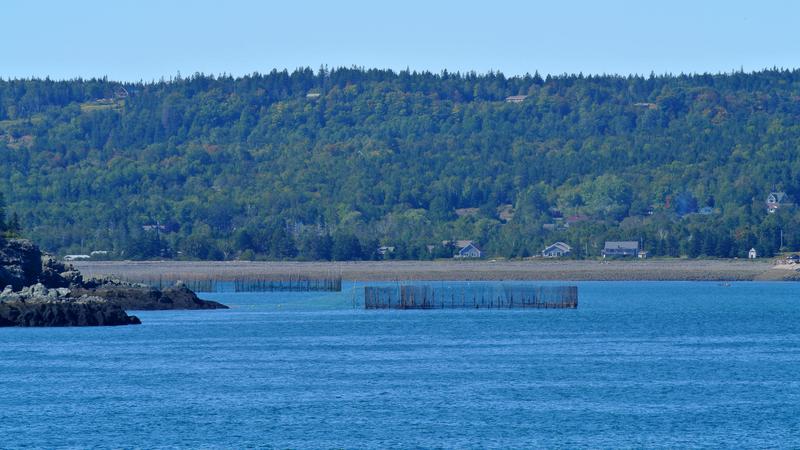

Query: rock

[39,254,78,288]
[31,283,47,298]
[0,239,42,290]
[0,282,140,326]
[0,297,140,327]
[161,285,228,310]
[81,275,149,289]
[72,284,228,310]
[0,238,228,325]
[0,243,83,290]
[60,270,83,286]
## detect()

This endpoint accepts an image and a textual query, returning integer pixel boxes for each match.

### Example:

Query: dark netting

[364,284,577,309]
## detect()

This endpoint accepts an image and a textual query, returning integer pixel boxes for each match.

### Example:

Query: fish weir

[232,276,342,292]
[115,273,342,293]
[364,284,578,309]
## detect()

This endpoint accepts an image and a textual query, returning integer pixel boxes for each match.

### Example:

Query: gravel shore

[73,259,800,282]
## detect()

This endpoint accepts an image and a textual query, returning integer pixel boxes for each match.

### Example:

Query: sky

[1,0,799,81]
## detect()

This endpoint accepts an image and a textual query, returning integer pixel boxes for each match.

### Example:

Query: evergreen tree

[332,233,362,261]
[7,212,21,236]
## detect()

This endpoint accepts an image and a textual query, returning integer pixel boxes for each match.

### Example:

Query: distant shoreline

[73,259,800,282]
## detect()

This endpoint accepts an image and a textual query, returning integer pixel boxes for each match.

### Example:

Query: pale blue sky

[2,0,798,81]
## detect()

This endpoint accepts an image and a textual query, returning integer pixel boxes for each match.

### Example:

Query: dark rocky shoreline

[0,284,141,326]
[0,238,227,327]
[71,284,227,311]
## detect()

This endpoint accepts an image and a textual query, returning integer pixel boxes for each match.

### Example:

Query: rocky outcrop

[43,257,227,310]
[0,238,227,326]
[0,238,42,290]
[72,284,228,310]
[39,254,82,288]
[0,284,140,327]
[81,275,149,289]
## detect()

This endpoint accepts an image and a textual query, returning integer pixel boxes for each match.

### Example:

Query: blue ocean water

[1,281,800,449]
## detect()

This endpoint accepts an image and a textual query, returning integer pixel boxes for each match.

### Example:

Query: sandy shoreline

[73,259,800,282]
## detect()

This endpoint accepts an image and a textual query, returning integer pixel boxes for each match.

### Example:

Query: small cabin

[455,243,483,259]
[542,242,571,258]
[748,248,757,259]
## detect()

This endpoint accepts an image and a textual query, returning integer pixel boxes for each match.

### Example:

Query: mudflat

[73,259,800,282]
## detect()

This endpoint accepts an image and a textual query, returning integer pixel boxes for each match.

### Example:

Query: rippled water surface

[2,281,800,448]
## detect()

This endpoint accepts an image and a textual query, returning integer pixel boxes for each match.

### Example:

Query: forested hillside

[2,68,800,260]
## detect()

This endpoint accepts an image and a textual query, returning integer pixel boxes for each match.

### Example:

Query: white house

[748,248,758,259]
[142,224,167,232]
[377,246,395,256]
[505,95,527,103]
[767,192,791,214]
[542,242,571,258]
[63,254,91,261]
[455,243,483,258]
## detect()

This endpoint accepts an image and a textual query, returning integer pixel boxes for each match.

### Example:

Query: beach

[73,258,800,282]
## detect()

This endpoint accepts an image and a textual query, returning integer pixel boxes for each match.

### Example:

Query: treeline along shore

[73,258,800,282]
[5,69,800,263]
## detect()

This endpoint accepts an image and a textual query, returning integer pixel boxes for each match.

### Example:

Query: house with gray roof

[767,192,791,214]
[542,242,571,258]
[455,242,483,258]
[602,241,639,258]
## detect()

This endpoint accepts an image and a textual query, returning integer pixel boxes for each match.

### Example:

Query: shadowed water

[1,281,799,448]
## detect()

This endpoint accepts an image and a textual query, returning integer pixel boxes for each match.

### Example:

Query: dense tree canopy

[0,192,21,238]
[1,67,800,259]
